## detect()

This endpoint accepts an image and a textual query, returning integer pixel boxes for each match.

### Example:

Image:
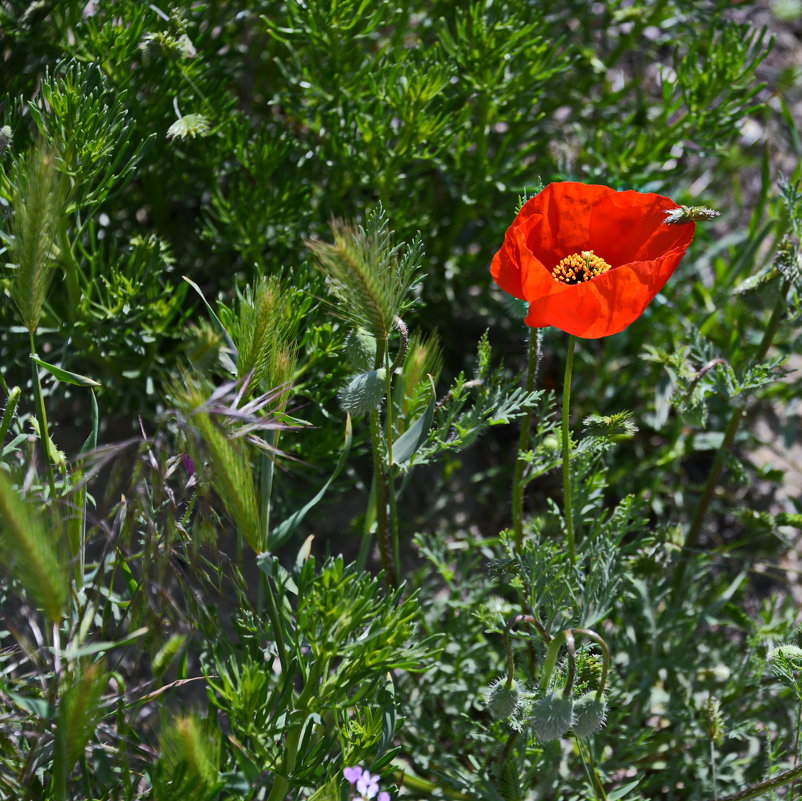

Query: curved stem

[512,329,541,551]
[540,629,568,693]
[572,628,611,697]
[389,316,409,374]
[563,630,576,697]
[502,614,552,688]
[561,335,577,565]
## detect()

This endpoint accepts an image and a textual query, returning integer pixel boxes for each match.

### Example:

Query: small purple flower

[377,793,390,801]
[344,766,363,785]
[356,771,379,799]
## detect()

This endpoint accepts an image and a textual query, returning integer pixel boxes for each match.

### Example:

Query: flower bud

[344,328,377,372]
[531,692,573,741]
[486,677,521,719]
[338,369,386,416]
[572,692,607,737]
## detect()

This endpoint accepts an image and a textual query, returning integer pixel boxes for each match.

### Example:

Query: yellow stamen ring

[552,250,612,285]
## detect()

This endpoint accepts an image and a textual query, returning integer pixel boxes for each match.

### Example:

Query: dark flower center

[552,250,612,284]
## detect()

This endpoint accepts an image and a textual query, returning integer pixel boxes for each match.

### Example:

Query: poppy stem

[512,329,541,551]
[562,335,577,566]
[370,335,397,589]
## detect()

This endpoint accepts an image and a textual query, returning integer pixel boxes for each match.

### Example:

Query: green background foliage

[1,1,802,800]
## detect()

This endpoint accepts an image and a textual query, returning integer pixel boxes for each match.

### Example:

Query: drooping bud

[531,691,574,741]
[338,369,386,416]
[486,676,521,719]
[344,328,378,372]
[572,692,607,737]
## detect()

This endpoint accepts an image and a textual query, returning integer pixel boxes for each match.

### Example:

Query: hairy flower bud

[344,328,378,372]
[531,692,574,741]
[338,369,386,416]
[486,677,521,719]
[572,692,607,737]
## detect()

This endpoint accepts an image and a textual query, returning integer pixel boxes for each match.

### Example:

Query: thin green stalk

[59,227,81,323]
[260,439,276,551]
[357,476,376,571]
[369,339,396,587]
[561,335,577,565]
[385,317,408,584]
[576,736,608,801]
[395,771,473,801]
[262,575,288,676]
[370,407,395,586]
[710,740,719,801]
[711,762,802,801]
[512,329,541,551]
[29,330,56,497]
[672,280,788,591]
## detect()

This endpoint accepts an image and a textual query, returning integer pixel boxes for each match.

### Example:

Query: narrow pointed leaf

[31,355,101,388]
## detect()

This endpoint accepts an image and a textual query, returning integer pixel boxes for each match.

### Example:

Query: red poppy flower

[490,181,695,338]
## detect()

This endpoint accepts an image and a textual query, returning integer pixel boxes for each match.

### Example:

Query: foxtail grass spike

[9,142,68,333]
[0,471,68,623]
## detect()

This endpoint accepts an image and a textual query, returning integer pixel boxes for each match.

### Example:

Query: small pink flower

[344,766,363,785]
[356,771,380,799]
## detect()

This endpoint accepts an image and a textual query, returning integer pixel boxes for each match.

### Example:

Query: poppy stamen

[552,250,612,285]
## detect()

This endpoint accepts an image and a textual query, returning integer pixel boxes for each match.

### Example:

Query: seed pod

[338,369,386,416]
[486,677,521,719]
[531,692,574,741]
[572,692,607,737]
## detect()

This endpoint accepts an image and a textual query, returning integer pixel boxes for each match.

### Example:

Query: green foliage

[1,2,801,801]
